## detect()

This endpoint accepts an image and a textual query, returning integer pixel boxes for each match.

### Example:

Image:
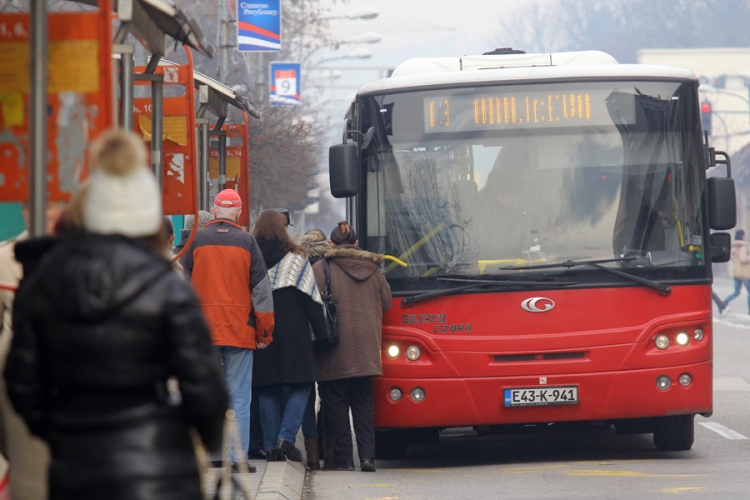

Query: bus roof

[357,51,698,96]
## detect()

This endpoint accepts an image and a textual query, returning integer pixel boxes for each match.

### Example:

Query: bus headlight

[389,387,403,401]
[675,332,690,346]
[693,329,704,341]
[656,375,671,390]
[387,344,400,358]
[679,373,692,386]
[410,387,426,402]
[654,334,670,350]
[405,346,422,361]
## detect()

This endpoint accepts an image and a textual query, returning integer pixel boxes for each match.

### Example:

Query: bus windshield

[359,80,707,290]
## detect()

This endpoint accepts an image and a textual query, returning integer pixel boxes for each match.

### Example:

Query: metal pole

[29,0,48,237]
[151,77,163,185]
[219,0,229,83]
[134,43,149,98]
[218,133,227,191]
[200,121,210,210]
[120,46,134,130]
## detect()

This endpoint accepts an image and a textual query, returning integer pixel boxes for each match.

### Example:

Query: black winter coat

[253,239,328,386]
[4,233,228,500]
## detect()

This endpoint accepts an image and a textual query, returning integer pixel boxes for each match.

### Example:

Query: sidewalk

[203,433,307,500]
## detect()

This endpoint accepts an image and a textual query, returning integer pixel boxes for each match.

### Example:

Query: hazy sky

[316,0,553,106]
[325,0,533,67]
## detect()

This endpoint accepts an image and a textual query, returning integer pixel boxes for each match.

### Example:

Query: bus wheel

[653,415,695,451]
[375,431,409,460]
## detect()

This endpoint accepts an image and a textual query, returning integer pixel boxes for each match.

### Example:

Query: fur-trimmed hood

[302,238,332,258]
[323,245,383,281]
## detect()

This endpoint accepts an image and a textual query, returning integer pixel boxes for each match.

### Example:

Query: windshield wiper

[400,277,578,307]
[502,257,636,271]
[501,257,670,296]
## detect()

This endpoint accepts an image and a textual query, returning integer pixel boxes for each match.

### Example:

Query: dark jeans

[724,278,750,310]
[259,383,311,451]
[249,393,263,451]
[321,376,375,466]
[712,291,727,311]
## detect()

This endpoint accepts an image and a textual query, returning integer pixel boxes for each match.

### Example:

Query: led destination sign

[424,88,635,133]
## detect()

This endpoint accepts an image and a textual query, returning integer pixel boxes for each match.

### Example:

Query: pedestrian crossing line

[698,422,749,440]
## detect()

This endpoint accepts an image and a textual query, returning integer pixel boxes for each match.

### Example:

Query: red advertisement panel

[0,2,114,202]
[133,63,197,215]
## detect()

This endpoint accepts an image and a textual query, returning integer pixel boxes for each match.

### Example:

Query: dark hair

[253,210,305,255]
[736,229,746,241]
[330,221,357,246]
[163,216,174,238]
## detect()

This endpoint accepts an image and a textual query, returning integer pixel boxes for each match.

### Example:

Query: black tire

[375,431,409,460]
[653,415,695,451]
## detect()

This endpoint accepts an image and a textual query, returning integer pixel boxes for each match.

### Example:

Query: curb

[255,460,306,500]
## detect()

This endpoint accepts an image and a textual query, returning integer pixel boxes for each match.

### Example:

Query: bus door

[0,2,114,203]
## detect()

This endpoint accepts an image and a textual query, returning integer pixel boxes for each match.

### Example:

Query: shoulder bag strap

[322,258,332,297]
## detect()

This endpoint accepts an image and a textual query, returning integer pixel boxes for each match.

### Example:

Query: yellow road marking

[567,470,701,478]
[506,465,568,474]
[663,487,704,494]
[365,497,398,500]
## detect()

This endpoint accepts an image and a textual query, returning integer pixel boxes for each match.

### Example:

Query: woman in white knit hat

[4,130,228,500]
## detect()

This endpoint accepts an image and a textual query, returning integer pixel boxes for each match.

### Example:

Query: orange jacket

[184,219,274,349]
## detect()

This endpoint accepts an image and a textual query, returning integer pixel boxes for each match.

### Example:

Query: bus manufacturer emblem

[521,297,555,313]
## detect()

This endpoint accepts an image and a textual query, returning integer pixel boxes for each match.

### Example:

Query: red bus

[327,50,737,458]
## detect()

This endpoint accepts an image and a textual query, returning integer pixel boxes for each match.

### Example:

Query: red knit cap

[214,189,242,208]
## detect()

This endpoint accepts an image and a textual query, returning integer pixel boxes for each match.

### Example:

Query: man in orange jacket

[184,189,274,467]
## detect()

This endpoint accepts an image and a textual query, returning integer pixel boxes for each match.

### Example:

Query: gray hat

[184,210,214,231]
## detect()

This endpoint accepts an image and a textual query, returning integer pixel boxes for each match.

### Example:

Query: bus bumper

[373,360,712,429]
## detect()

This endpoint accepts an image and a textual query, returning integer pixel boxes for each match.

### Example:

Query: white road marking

[713,318,750,331]
[714,377,750,392]
[698,422,749,440]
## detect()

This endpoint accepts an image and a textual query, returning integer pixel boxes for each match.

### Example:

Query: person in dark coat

[4,130,228,500]
[299,228,334,468]
[252,210,329,462]
[312,222,392,473]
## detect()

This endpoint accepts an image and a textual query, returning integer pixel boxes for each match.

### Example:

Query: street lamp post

[324,7,379,21]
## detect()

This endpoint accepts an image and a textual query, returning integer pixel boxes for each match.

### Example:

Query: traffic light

[701,101,712,137]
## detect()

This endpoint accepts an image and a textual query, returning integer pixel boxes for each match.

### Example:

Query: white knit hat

[84,130,162,237]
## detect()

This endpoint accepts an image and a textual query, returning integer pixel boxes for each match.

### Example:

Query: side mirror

[710,232,731,263]
[707,177,736,230]
[329,143,359,198]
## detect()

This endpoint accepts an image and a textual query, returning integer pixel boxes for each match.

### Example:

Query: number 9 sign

[270,62,301,106]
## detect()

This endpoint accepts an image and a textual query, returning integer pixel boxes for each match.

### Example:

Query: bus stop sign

[269,61,300,106]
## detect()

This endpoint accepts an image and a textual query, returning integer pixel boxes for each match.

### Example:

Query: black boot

[360,459,376,472]
[277,438,303,462]
[266,449,287,462]
[305,438,321,470]
[248,448,267,460]
[321,434,335,470]
[231,462,257,473]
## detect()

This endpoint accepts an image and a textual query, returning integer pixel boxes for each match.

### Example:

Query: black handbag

[321,258,340,348]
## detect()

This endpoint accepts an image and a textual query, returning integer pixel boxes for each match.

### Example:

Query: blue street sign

[237,1,281,52]
[270,61,301,106]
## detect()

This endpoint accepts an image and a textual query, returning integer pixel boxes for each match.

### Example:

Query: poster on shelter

[237,1,281,52]
[269,62,300,106]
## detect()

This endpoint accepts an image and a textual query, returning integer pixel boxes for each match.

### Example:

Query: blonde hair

[90,129,147,176]
[65,181,90,230]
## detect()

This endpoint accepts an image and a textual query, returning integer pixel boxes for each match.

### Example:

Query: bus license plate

[503,386,578,407]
